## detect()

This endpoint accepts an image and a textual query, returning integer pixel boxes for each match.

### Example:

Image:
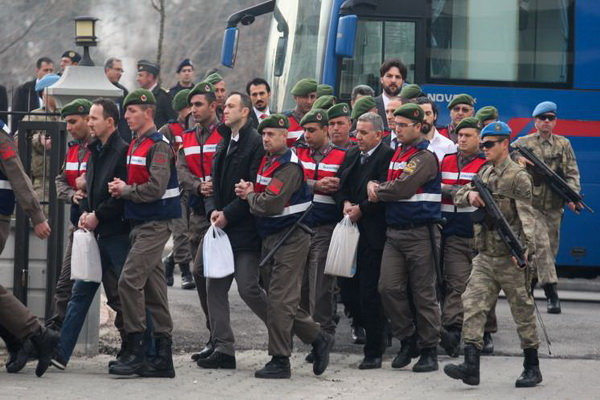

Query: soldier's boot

[530,277,538,296]
[391,334,418,369]
[137,335,176,378]
[440,326,461,358]
[412,347,438,372]
[444,344,480,386]
[179,263,196,290]
[29,326,59,377]
[543,283,561,314]
[255,356,291,379]
[305,350,315,363]
[312,331,334,376]
[482,332,494,354]
[108,332,145,376]
[108,333,130,368]
[163,253,175,287]
[6,340,33,373]
[515,348,543,388]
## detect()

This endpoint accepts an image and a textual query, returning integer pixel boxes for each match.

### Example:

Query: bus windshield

[265,0,332,112]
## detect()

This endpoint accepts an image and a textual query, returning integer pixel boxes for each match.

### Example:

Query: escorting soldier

[284,78,318,147]
[444,121,541,388]
[438,94,475,143]
[368,103,442,372]
[512,101,581,314]
[169,58,195,99]
[235,114,334,379]
[136,59,177,129]
[475,106,499,126]
[108,89,181,378]
[328,103,357,149]
[205,72,227,122]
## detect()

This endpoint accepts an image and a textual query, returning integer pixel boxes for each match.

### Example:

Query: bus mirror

[274,35,287,77]
[335,14,358,58]
[221,27,239,68]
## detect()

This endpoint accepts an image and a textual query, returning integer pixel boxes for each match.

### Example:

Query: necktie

[360,153,369,165]
[260,113,268,120]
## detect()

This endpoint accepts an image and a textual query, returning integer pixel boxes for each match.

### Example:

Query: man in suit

[104,57,131,142]
[199,92,268,369]
[334,112,394,369]
[136,59,177,129]
[11,56,54,133]
[374,59,407,131]
[246,78,273,129]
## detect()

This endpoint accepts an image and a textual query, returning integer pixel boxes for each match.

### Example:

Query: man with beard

[412,97,457,161]
[246,78,273,129]
[374,59,407,130]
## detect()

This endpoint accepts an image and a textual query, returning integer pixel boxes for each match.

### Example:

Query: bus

[220,0,600,272]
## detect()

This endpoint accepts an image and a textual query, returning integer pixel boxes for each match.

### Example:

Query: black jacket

[11,79,39,133]
[152,86,177,130]
[334,143,394,250]
[81,130,130,237]
[113,82,132,143]
[205,120,265,252]
[374,94,389,131]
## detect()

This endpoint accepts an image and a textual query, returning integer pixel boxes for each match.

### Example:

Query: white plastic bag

[71,229,102,282]
[202,224,235,279]
[324,215,360,278]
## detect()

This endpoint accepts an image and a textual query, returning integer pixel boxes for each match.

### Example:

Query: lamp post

[74,16,99,66]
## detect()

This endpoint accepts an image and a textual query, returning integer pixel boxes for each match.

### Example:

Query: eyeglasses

[536,114,556,122]
[452,106,472,113]
[479,140,504,149]
[395,122,417,128]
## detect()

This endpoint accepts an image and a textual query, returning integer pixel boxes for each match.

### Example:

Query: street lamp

[74,16,98,66]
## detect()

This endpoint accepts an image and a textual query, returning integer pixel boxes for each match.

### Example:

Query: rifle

[471,175,528,268]
[259,204,314,268]
[427,222,445,302]
[515,146,593,213]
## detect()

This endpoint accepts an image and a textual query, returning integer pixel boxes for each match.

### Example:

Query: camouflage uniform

[455,158,539,350]
[512,132,581,285]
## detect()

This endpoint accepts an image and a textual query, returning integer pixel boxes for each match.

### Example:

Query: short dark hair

[190,91,217,104]
[245,78,271,95]
[92,98,120,124]
[351,85,375,102]
[228,91,252,113]
[36,57,54,69]
[411,96,438,120]
[104,57,122,70]
[379,58,407,80]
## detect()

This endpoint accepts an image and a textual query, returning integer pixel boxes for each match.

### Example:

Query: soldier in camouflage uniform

[512,101,581,314]
[444,121,542,388]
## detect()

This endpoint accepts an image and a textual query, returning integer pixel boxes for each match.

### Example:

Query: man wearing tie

[246,78,273,129]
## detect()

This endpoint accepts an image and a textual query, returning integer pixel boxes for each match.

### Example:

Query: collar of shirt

[148,83,158,92]
[310,141,333,158]
[254,107,270,120]
[362,141,381,157]
[381,92,394,110]
[230,130,240,142]
[535,131,554,146]
[493,157,512,174]
[458,151,479,167]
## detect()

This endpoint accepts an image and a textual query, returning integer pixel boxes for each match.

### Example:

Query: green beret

[327,103,351,120]
[317,84,334,97]
[475,106,499,122]
[393,103,424,122]
[448,93,475,109]
[205,72,223,85]
[172,89,191,112]
[258,113,289,133]
[312,95,335,110]
[61,98,92,118]
[137,59,160,76]
[123,89,156,108]
[291,78,318,96]
[300,109,328,126]
[399,84,424,100]
[455,117,482,133]
[187,81,215,103]
[351,96,376,120]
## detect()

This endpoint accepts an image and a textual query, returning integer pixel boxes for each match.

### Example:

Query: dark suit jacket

[113,82,132,142]
[205,120,265,252]
[0,85,7,124]
[11,79,39,133]
[152,86,177,130]
[249,110,259,129]
[374,94,389,131]
[334,142,394,250]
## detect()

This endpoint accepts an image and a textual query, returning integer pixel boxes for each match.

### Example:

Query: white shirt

[362,141,381,158]
[381,92,395,111]
[427,128,457,162]
[253,107,271,122]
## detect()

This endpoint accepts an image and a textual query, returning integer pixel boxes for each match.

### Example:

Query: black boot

[197,351,236,369]
[440,327,461,358]
[6,340,33,373]
[163,253,175,287]
[191,340,214,361]
[255,356,291,379]
[305,350,314,363]
[311,332,334,375]
[515,348,543,387]
[444,344,480,386]
[29,326,59,377]
[109,332,146,376]
[351,326,366,345]
[413,347,438,372]
[108,335,130,368]
[391,334,418,369]
[179,263,196,290]
[530,277,538,296]
[543,283,561,314]
[482,332,494,354]
[137,335,176,378]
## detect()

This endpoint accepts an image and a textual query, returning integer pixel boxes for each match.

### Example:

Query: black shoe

[255,356,291,379]
[391,334,418,369]
[163,254,175,287]
[515,348,543,387]
[412,347,438,372]
[137,335,176,378]
[482,332,494,354]
[305,351,314,363]
[351,326,366,345]
[358,356,382,370]
[29,327,59,377]
[543,283,561,314]
[50,351,68,370]
[440,327,461,358]
[191,341,214,361]
[444,344,480,386]
[5,340,33,373]
[197,351,236,369]
[181,273,196,290]
[108,336,130,368]
[109,333,146,376]
[312,332,334,376]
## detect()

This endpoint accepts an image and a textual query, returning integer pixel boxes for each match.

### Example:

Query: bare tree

[151,0,166,68]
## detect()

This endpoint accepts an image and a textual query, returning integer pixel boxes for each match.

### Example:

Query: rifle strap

[525,266,552,355]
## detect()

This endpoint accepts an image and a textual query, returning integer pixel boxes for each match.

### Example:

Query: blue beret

[0,119,9,134]
[532,101,557,117]
[176,58,193,73]
[481,121,511,137]
[35,74,60,91]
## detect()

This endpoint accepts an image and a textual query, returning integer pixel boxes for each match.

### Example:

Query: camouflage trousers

[531,207,562,285]
[462,253,539,350]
